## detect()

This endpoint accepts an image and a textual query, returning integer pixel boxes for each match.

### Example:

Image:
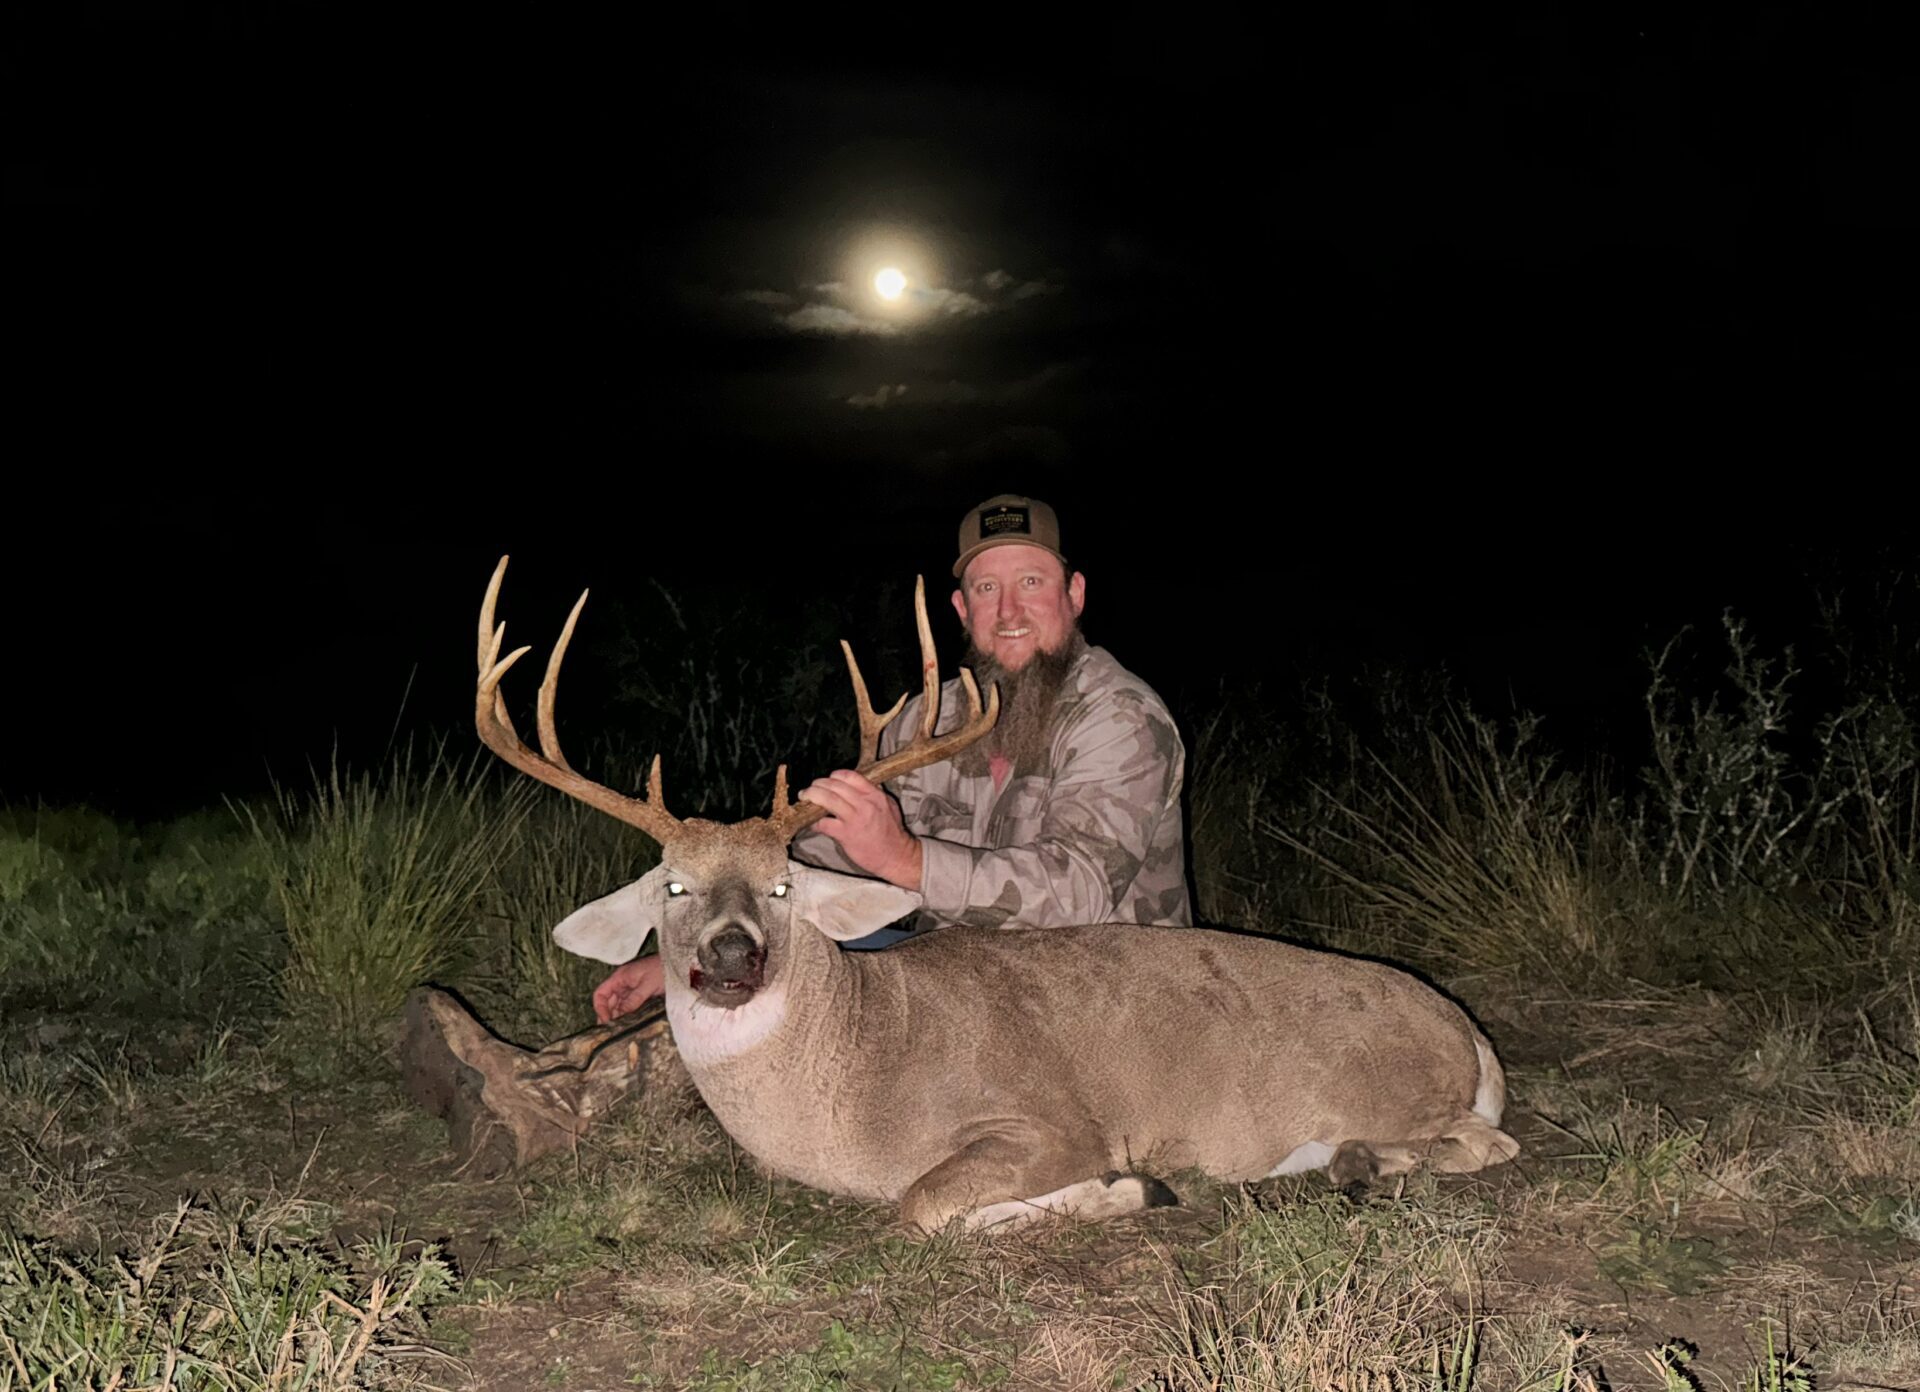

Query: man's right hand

[798,770,924,890]
[593,955,666,1023]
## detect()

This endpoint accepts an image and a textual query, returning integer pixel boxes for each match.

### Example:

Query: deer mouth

[691,929,766,1008]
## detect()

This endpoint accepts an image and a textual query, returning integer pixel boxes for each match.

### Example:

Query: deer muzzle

[691,925,766,1007]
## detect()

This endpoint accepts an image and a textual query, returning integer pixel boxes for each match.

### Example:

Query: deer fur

[552,819,1520,1234]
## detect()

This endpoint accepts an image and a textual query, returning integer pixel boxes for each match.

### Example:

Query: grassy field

[3,610,1917,1389]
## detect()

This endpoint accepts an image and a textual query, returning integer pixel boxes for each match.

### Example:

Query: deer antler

[770,576,1000,840]
[476,556,682,843]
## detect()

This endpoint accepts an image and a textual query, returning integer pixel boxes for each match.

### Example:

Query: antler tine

[912,575,939,742]
[479,555,509,675]
[857,665,999,789]
[477,556,528,741]
[838,640,908,767]
[536,588,589,774]
[475,557,681,844]
[770,574,1000,841]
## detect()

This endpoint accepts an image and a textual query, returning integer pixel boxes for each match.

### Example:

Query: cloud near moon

[741,268,1057,337]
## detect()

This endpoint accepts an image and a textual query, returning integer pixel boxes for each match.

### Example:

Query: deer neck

[665,918,852,1072]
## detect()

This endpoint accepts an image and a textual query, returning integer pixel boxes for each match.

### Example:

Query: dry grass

[0,1199,457,1392]
[1259,712,1626,985]
[1017,1316,1130,1390]
[1826,1279,1920,1387]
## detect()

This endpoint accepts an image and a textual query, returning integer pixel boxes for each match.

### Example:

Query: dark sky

[8,6,1917,817]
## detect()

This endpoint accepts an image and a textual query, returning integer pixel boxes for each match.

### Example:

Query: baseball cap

[952,494,1066,579]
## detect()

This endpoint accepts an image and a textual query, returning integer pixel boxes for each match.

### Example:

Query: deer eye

[771,883,789,899]
[667,882,686,897]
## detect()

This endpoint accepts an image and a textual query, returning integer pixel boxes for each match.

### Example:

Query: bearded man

[403,494,1191,1171]
[588,493,1191,1019]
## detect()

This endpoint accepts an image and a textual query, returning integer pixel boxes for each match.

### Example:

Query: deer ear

[789,863,923,942]
[552,864,670,964]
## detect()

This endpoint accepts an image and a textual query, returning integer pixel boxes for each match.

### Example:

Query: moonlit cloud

[785,303,895,335]
[983,268,1059,300]
[727,266,1064,337]
[918,286,987,317]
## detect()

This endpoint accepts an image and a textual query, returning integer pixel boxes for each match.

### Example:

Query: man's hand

[593,955,666,1024]
[799,770,924,890]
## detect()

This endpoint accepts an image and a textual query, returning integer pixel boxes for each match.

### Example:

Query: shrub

[249,745,530,1062]
[1260,708,1619,982]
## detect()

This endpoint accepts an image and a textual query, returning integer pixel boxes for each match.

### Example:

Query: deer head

[474,557,999,1012]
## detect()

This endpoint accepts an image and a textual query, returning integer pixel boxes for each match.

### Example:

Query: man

[403,493,1190,1169]
[588,492,1190,1020]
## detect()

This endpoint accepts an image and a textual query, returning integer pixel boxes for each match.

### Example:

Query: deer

[474,557,1520,1233]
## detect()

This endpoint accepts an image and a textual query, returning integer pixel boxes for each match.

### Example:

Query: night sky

[9,7,1917,819]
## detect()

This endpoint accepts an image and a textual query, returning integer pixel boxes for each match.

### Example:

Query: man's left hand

[799,770,924,890]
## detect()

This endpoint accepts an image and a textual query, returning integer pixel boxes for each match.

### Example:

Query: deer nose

[697,925,764,980]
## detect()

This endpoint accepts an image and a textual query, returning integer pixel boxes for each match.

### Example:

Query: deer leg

[1327,1138,1417,1190]
[899,1128,1178,1236]
[399,988,669,1176]
[1327,1119,1522,1192]
[1428,1119,1521,1173]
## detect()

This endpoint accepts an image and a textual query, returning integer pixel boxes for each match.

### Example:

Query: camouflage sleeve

[789,823,866,876]
[916,689,1183,929]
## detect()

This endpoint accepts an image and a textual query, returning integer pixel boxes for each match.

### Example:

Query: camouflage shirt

[794,645,1191,931]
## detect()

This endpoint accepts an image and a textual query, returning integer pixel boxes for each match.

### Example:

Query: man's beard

[953,630,1087,777]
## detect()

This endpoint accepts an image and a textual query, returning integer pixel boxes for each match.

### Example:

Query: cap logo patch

[980,505,1031,538]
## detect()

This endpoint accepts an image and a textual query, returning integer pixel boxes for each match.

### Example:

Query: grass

[246,745,532,1066]
[3,595,1919,1387]
[1146,1183,1494,1391]
[0,1201,457,1391]
[1265,710,1621,982]
[506,1080,902,1305]
[0,805,278,1016]
[668,1319,1000,1390]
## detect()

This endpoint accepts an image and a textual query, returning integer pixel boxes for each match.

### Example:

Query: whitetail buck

[475,558,1519,1232]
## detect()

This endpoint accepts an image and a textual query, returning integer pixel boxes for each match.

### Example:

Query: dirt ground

[6,987,1917,1391]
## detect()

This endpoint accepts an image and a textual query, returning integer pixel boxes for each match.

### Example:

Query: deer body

[475,559,1519,1232]
[555,844,1516,1232]
[680,921,1503,1202]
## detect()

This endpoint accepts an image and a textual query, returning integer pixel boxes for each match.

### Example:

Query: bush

[1257,708,1623,982]
[249,746,530,1063]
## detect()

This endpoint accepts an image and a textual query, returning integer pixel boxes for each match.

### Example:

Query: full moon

[874,267,907,300]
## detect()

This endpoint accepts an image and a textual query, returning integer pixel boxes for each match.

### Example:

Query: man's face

[951,544,1087,672]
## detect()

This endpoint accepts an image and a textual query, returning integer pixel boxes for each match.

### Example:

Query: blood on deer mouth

[689,957,765,1008]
